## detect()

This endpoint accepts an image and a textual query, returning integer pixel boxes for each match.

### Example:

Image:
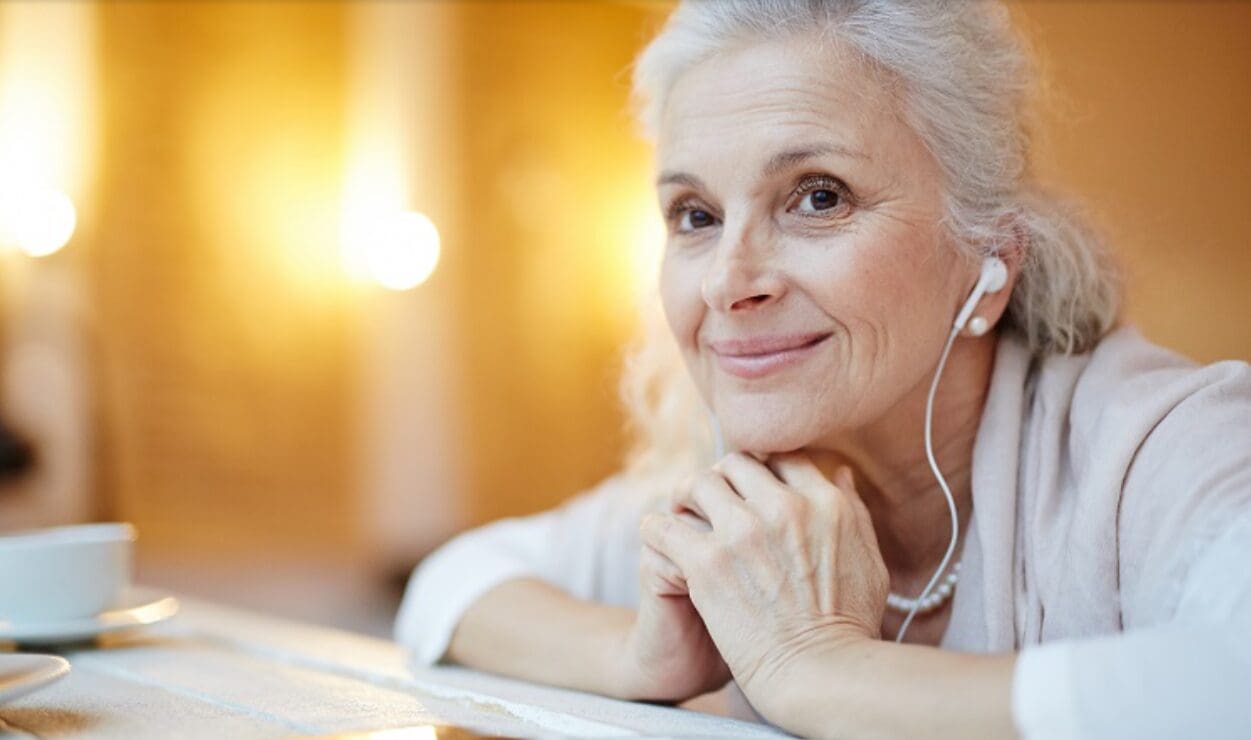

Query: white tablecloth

[0,595,783,738]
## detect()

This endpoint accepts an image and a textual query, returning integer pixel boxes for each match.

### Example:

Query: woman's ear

[965,221,1026,337]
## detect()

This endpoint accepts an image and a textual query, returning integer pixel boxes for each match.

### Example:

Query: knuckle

[639,513,668,540]
[825,498,844,524]
[784,493,810,519]
[643,554,677,582]
[698,543,730,571]
[744,525,769,551]
[725,518,763,549]
[670,478,693,507]
[715,451,749,474]
[666,565,686,586]
[694,470,721,491]
[759,499,787,528]
[831,486,859,512]
[765,497,802,528]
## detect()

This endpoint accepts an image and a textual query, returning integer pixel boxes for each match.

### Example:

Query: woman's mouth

[709,332,833,379]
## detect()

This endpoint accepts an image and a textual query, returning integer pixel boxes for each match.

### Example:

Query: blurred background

[0,1,1247,637]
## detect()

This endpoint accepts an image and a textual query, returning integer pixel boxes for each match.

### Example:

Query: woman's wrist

[744,630,1019,740]
[448,579,644,699]
[604,608,648,700]
[607,599,733,704]
[743,623,871,730]
[608,606,693,702]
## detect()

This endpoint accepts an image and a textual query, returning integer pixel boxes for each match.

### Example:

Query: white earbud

[967,316,990,337]
[952,256,1008,333]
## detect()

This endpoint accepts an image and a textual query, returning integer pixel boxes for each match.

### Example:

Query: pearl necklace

[885,559,962,615]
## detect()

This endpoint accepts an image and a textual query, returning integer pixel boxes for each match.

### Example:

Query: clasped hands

[618,451,890,723]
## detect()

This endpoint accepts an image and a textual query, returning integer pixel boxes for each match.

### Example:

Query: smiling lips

[709,332,833,379]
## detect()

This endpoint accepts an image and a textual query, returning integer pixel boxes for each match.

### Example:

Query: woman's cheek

[659,255,705,349]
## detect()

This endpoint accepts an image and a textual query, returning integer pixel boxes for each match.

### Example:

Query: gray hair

[631,0,1120,356]
[619,0,1122,477]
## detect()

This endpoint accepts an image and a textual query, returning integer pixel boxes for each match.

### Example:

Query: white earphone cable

[895,324,963,643]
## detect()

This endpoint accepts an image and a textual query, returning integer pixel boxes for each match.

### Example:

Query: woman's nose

[700,222,786,312]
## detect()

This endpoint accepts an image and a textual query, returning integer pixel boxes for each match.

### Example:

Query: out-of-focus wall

[91,2,360,557]
[0,2,98,529]
[81,0,668,563]
[1013,1,1251,364]
[447,2,667,525]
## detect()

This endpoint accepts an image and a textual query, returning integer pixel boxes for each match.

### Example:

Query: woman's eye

[791,175,851,217]
[680,209,715,231]
[796,188,841,213]
[666,197,718,233]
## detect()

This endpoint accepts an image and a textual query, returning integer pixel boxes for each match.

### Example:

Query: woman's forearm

[446,578,636,698]
[775,635,1018,740]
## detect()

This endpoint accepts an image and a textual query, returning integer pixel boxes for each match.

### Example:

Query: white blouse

[396,327,1251,739]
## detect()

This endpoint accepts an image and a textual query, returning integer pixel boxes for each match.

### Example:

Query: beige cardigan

[398,327,1251,738]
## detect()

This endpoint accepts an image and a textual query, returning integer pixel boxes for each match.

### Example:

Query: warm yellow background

[2,3,1247,602]
[1016,2,1251,365]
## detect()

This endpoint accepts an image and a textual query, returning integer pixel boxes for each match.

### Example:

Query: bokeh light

[0,184,77,257]
[341,209,441,291]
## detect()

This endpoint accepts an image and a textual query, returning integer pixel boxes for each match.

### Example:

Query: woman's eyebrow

[762,143,866,177]
[656,142,866,188]
[655,171,706,190]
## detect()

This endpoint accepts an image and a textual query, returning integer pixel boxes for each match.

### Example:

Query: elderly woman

[396,2,1251,738]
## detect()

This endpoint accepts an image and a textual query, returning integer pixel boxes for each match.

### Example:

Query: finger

[676,510,712,533]
[766,451,831,492]
[686,471,750,533]
[835,465,881,544]
[713,451,786,508]
[835,465,872,516]
[670,474,710,525]
[772,455,866,519]
[669,474,699,515]
[835,464,855,493]
[770,457,878,548]
[640,512,704,572]
[640,543,688,596]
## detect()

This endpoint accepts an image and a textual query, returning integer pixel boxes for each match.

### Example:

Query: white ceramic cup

[0,523,135,623]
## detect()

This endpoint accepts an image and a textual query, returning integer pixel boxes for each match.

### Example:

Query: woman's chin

[711,392,838,455]
[719,421,816,456]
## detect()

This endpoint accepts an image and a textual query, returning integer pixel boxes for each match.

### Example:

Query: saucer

[0,654,70,704]
[0,589,179,646]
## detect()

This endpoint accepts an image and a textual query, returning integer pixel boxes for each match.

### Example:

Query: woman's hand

[615,511,732,702]
[640,451,890,720]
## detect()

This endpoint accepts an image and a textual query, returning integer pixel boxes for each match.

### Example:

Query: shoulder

[1057,328,1251,617]
[1043,326,1251,477]
[1074,326,1251,419]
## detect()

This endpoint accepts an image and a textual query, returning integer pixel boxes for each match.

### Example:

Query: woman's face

[657,36,974,453]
